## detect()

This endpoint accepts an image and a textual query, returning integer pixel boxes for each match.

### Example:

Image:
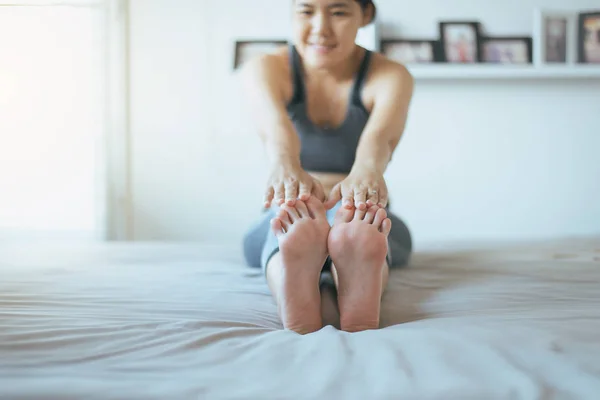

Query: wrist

[269,154,301,170]
[351,160,384,175]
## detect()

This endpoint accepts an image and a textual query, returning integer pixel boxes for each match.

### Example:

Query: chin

[302,45,340,67]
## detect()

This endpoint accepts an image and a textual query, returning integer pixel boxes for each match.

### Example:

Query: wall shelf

[407,65,600,80]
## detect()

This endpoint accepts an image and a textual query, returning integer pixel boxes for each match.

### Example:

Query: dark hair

[355,0,376,23]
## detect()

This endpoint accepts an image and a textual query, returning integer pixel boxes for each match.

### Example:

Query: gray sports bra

[286,45,373,174]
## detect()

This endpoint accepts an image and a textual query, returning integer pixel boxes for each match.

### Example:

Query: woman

[240,0,414,334]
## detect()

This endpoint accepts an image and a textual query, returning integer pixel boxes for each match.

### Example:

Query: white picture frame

[533,9,578,66]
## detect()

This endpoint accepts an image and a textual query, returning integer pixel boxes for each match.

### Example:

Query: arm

[238,54,325,207]
[238,54,301,169]
[353,63,414,176]
[325,62,414,209]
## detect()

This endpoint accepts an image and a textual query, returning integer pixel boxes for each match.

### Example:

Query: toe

[373,208,387,227]
[294,199,310,218]
[333,204,354,225]
[271,218,284,237]
[380,218,392,236]
[282,204,301,221]
[306,196,326,219]
[353,207,367,222]
[278,209,291,230]
[364,205,378,224]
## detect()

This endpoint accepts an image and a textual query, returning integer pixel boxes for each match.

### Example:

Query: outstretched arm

[238,55,301,170]
[238,54,326,208]
[325,62,414,210]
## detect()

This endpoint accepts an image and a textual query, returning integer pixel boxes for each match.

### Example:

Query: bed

[1,236,600,399]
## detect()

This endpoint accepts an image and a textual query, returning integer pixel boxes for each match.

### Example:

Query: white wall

[0,4,106,240]
[128,0,600,247]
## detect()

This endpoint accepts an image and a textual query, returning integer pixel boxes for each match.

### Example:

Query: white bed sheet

[1,237,600,399]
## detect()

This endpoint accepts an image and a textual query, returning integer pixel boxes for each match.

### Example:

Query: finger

[277,209,291,230]
[284,180,298,206]
[270,218,284,237]
[282,204,301,221]
[378,192,388,208]
[294,199,310,218]
[264,187,274,208]
[364,205,378,224]
[366,188,379,208]
[324,184,342,209]
[298,181,312,201]
[354,187,368,210]
[373,208,387,227]
[274,184,285,206]
[342,187,355,209]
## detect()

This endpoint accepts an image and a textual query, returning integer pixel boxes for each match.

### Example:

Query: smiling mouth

[310,44,337,52]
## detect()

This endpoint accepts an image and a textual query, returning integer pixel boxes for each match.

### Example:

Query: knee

[387,221,413,268]
[390,245,412,268]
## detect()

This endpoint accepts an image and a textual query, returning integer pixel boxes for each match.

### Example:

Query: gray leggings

[242,200,413,275]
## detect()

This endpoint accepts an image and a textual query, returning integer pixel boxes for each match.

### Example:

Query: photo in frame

[380,39,441,64]
[578,11,600,63]
[233,40,288,69]
[533,9,577,65]
[481,36,533,64]
[439,21,482,63]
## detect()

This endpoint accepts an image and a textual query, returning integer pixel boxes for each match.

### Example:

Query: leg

[386,211,413,268]
[263,196,330,334]
[328,205,392,332]
[242,210,273,269]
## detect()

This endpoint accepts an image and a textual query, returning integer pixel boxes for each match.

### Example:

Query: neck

[302,46,365,83]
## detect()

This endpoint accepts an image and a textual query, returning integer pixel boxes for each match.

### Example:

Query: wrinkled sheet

[1,237,600,399]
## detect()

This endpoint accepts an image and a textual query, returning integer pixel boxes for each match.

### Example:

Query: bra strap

[289,45,305,105]
[351,49,372,107]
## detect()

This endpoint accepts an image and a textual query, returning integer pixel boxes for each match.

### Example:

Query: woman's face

[291,0,371,68]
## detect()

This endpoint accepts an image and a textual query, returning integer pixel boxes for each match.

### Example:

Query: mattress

[1,236,600,399]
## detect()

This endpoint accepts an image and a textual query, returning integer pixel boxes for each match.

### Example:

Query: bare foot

[328,205,392,332]
[269,196,330,334]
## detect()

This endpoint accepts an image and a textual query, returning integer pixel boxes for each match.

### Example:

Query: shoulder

[237,46,293,101]
[366,51,414,98]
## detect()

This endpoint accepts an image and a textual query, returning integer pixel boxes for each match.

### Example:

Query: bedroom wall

[127,0,600,247]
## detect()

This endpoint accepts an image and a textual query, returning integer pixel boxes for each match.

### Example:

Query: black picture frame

[380,39,443,64]
[233,40,288,69]
[577,11,600,63]
[439,21,483,63]
[480,36,533,64]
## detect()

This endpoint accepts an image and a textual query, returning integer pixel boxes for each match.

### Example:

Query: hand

[324,168,388,210]
[264,164,326,208]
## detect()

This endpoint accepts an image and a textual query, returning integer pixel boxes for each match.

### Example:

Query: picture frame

[578,11,600,64]
[533,9,577,65]
[439,21,482,63]
[481,36,533,64]
[233,40,288,69]
[380,39,441,64]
